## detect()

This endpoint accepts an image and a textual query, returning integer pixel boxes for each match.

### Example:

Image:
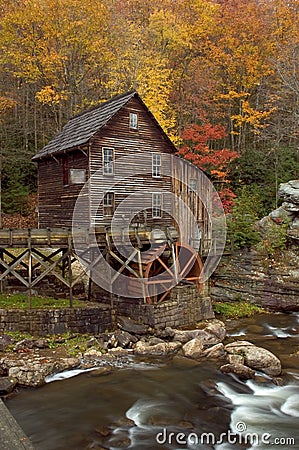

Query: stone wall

[0,305,112,335]
[211,248,299,312]
[92,282,214,329]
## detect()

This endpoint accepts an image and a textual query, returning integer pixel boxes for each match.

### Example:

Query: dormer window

[129,112,138,129]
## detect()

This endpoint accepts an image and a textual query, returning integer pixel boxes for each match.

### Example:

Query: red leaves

[178,120,240,212]
[178,121,239,182]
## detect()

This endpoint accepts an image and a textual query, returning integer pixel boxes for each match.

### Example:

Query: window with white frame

[103,192,114,216]
[152,193,162,218]
[152,153,161,177]
[129,112,138,129]
[102,147,114,175]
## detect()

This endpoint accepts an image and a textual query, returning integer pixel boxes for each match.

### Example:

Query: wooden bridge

[0,226,208,306]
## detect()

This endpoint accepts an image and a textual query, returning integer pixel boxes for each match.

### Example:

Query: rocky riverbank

[211,247,299,311]
[0,316,284,395]
[211,180,299,312]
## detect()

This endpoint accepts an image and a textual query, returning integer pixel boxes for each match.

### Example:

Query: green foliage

[1,154,37,215]
[1,179,30,214]
[230,145,299,212]
[0,293,86,309]
[257,218,290,256]
[213,301,265,319]
[226,185,263,249]
[4,331,96,356]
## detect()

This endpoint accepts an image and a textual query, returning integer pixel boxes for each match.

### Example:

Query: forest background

[0,0,298,230]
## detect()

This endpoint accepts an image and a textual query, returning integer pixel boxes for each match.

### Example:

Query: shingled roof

[32,90,139,161]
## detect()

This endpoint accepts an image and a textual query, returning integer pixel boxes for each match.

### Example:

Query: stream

[6,313,299,450]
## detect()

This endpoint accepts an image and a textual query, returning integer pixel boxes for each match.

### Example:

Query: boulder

[134,341,181,356]
[117,316,149,335]
[278,180,299,205]
[182,338,204,359]
[225,341,282,376]
[1,355,80,387]
[173,320,226,346]
[116,331,138,348]
[109,347,132,356]
[173,329,203,344]
[269,206,294,221]
[0,335,13,352]
[227,354,245,365]
[281,202,299,213]
[0,377,17,395]
[202,343,225,359]
[202,320,226,341]
[14,338,36,351]
[84,349,103,359]
[34,338,49,349]
[220,363,255,380]
[156,327,175,339]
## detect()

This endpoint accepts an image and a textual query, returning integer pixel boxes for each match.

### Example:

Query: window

[70,168,86,184]
[103,192,114,216]
[102,148,114,175]
[152,193,162,218]
[129,112,138,129]
[152,153,161,177]
[190,179,197,191]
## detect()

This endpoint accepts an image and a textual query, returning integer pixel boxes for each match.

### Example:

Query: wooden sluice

[0,227,155,306]
[0,226,207,306]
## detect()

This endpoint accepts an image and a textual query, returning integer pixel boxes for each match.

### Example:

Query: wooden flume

[0,227,204,306]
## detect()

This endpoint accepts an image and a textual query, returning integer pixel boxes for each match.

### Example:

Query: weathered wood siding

[38,150,88,228]
[173,159,212,251]
[36,94,212,251]
[89,97,174,228]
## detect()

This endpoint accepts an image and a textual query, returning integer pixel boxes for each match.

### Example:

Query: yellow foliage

[231,100,277,132]
[36,86,68,106]
[0,96,16,114]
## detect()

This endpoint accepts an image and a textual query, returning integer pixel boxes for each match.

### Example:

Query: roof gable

[32,91,176,161]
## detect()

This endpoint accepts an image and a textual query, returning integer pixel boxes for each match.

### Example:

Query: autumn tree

[178,120,239,211]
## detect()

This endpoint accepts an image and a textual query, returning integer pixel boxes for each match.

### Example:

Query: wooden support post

[137,249,147,303]
[0,249,3,293]
[28,231,32,309]
[68,236,73,308]
[62,249,67,278]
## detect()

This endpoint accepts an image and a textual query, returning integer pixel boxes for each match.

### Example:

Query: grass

[3,331,98,356]
[0,293,87,309]
[213,300,265,319]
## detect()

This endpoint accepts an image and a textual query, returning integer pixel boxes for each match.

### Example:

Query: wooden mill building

[32,91,213,304]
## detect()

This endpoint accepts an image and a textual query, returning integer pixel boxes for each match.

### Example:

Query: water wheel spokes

[174,242,203,290]
[144,242,203,304]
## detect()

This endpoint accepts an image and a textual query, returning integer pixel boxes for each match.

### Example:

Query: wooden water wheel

[143,242,203,304]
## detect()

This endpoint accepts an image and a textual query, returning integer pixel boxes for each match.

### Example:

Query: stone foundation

[0,279,215,334]
[92,283,214,329]
[0,305,112,335]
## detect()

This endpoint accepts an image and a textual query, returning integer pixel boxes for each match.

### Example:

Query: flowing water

[6,313,299,450]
